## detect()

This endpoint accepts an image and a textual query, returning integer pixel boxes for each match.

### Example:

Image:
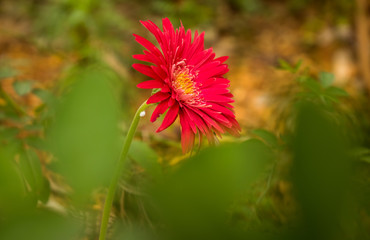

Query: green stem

[99,100,151,240]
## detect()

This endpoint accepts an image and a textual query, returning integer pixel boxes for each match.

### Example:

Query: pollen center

[173,71,195,95]
[171,61,205,107]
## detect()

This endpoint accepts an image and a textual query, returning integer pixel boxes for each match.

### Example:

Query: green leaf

[0,67,18,79]
[13,80,33,96]
[33,88,55,104]
[17,148,48,202]
[148,140,272,236]
[297,75,310,83]
[352,147,370,164]
[129,140,160,176]
[319,72,335,88]
[302,79,321,93]
[278,59,302,73]
[48,66,120,202]
[38,177,51,204]
[293,59,303,73]
[0,148,27,216]
[251,129,278,148]
[151,88,161,95]
[325,86,348,97]
[0,127,19,140]
[26,136,46,150]
[277,59,294,72]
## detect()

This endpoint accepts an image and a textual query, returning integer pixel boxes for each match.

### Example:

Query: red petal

[200,77,230,87]
[179,110,195,153]
[133,34,162,57]
[133,51,163,65]
[161,85,170,92]
[204,94,234,103]
[184,31,205,60]
[162,18,175,39]
[132,63,157,79]
[202,108,233,127]
[227,116,242,132]
[182,107,197,134]
[192,108,224,133]
[214,56,229,64]
[147,92,170,104]
[168,96,176,106]
[137,80,163,89]
[156,103,179,132]
[150,98,170,122]
[201,88,230,95]
[208,103,235,117]
[188,48,214,68]
[197,65,228,81]
[184,107,207,134]
[152,65,167,79]
[197,61,220,73]
[140,20,168,55]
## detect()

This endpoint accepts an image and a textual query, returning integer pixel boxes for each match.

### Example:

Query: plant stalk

[99,100,151,240]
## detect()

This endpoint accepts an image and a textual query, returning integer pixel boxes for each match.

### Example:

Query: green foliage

[230,0,263,13]
[0,211,81,240]
[291,103,352,239]
[275,59,350,137]
[318,71,334,88]
[150,0,214,27]
[251,129,279,149]
[35,0,130,54]
[47,65,120,202]
[278,59,302,73]
[0,65,18,79]
[0,63,53,218]
[13,80,33,96]
[129,140,161,178]
[0,1,369,239]
[146,139,273,239]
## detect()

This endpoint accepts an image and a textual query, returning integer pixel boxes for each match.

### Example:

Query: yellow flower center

[173,71,195,95]
[171,62,205,107]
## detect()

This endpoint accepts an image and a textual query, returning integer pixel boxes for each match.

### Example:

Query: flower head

[133,18,241,152]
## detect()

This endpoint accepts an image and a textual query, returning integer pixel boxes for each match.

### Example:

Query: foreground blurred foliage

[0,0,369,239]
[48,65,120,203]
[1,57,369,239]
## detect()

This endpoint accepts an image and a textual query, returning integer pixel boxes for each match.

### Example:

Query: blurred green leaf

[235,0,263,12]
[319,72,335,88]
[33,88,55,105]
[48,65,120,202]
[292,103,351,240]
[252,129,278,148]
[151,88,161,95]
[0,211,81,240]
[325,86,348,97]
[278,59,302,73]
[111,223,157,240]
[278,59,293,72]
[13,80,33,96]
[294,59,303,72]
[147,140,272,239]
[0,67,18,79]
[129,140,161,176]
[0,127,18,140]
[297,74,311,83]
[17,148,49,203]
[352,147,370,164]
[0,145,28,217]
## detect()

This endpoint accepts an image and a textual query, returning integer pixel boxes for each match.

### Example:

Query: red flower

[133,18,241,152]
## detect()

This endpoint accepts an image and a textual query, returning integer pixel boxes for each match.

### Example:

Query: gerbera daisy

[133,18,241,152]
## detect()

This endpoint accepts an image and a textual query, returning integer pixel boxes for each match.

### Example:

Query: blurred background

[0,0,369,239]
